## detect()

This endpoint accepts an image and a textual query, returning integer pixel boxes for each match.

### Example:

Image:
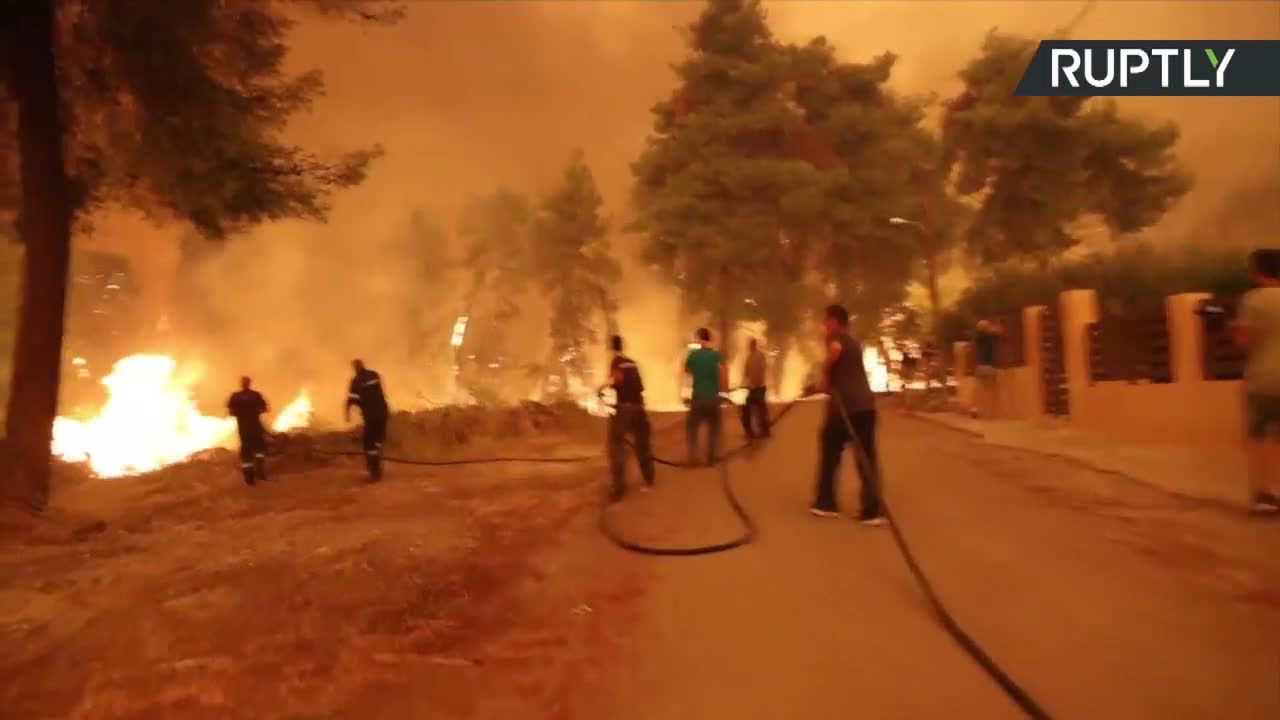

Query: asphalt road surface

[590,403,1280,719]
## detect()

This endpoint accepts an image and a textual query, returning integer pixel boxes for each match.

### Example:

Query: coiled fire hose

[314,390,1049,717]
[598,392,807,556]
[830,393,1052,720]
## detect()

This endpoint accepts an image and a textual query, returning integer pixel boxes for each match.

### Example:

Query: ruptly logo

[1016,40,1280,96]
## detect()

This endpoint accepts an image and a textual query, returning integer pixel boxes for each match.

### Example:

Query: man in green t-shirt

[684,327,728,466]
[1234,249,1280,514]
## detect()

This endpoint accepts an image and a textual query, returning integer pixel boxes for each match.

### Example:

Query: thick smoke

[73,1,1279,419]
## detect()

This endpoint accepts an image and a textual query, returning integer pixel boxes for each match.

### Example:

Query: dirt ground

[3,403,1278,719]
[0,407,653,720]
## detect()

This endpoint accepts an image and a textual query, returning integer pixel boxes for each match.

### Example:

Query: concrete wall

[1072,378,1244,448]
[950,290,1244,448]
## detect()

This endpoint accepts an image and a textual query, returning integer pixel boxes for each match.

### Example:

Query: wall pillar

[1166,292,1211,384]
[1023,305,1047,415]
[953,340,973,409]
[1059,289,1099,419]
[953,341,971,377]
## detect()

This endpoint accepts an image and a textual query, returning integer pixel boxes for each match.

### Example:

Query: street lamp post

[889,216,945,391]
[888,216,942,344]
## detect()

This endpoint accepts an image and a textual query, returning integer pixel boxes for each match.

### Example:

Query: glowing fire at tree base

[52,354,311,478]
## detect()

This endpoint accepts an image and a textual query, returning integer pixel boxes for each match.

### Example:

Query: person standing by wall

[1233,249,1280,514]
[972,319,1002,418]
[740,337,770,439]
[684,327,727,466]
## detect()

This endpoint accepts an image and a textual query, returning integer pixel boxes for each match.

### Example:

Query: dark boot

[254,454,267,481]
[241,464,256,486]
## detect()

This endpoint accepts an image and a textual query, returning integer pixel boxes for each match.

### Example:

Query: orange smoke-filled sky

[276,0,1277,233]
[84,0,1279,342]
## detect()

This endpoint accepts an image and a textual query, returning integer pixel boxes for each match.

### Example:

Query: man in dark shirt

[227,376,269,486]
[684,327,728,466]
[606,335,655,502]
[345,359,390,481]
[811,304,883,525]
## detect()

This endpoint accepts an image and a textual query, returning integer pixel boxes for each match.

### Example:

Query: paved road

[591,403,1280,719]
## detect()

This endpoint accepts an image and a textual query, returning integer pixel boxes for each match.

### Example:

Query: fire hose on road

[314,393,1050,718]
[830,393,1052,720]
[597,394,806,557]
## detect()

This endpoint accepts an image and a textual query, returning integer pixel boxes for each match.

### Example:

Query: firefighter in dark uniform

[606,335,655,502]
[227,376,269,486]
[345,359,389,481]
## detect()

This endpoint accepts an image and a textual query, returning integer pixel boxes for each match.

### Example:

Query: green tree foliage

[941,31,1191,264]
[786,39,936,335]
[396,208,454,358]
[938,244,1250,344]
[532,151,620,393]
[631,0,831,352]
[456,189,535,401]
[632,0,935,357]
[0,0,398,507]
[458,189,533,322]
[1,0,396,235]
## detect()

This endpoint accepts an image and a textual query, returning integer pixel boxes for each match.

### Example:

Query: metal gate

[1087,302,1172,383]
[1041,304,1069,416]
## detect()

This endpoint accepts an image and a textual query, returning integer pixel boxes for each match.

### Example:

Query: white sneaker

[1249,493,1279,514]
[858,516,886,527]
[809,508,839,519]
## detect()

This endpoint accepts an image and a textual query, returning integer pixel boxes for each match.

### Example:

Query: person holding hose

[227,376,269,486]
[809,304,884,525]
[606,335,655,501]
[345,359,389,482]
[684,327,728,467]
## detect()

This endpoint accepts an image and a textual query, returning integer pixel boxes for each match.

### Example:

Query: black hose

[316,450,597,466]
[597,398,805,556]
[597,460,754,556]
[831,394,1051,720]
[311,393,1047,716]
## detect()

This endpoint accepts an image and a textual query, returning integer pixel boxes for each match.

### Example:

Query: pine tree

[533,151,620,397]
[785,38,936,337]
[0,0,399,508]
[634,0,939,363]
[631,0,830,360]
[942,30,1191,265]
[456,188,533,402]
[396,208,453,359]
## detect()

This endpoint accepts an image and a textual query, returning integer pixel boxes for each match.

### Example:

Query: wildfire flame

[863,346,890,393]
[52,354,312,478]
[272,389,313,433]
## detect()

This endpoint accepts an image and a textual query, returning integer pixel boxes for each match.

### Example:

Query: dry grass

[0,404,645,719]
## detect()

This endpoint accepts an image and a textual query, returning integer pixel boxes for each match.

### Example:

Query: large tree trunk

[915,170,946,387]
[1,0,73,510]
[716,265,733,366]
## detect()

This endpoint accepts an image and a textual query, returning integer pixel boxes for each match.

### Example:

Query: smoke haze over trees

[1,0,1276,508]
[0,0,399,506]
